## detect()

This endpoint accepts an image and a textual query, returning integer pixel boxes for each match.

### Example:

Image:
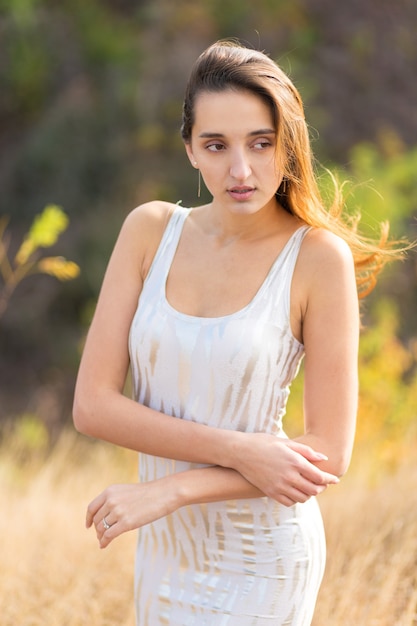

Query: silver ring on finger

[103,516,111,530]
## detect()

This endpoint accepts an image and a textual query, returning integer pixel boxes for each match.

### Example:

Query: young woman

[73,41,396,625]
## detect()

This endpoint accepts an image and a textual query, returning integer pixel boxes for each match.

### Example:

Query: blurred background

[0,0,416,451]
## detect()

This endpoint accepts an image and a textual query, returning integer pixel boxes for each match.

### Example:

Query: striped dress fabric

[129,206,326,625]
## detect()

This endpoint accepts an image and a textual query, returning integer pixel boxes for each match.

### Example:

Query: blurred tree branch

[0,205,80,321]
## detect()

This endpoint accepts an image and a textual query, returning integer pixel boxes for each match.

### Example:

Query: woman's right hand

[229,433,339,506]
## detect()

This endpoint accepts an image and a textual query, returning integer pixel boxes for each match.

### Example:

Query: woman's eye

[206,143,225,152]
[253,140,272,150]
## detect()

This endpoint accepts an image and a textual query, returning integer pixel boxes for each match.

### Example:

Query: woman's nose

[229,150,252,181]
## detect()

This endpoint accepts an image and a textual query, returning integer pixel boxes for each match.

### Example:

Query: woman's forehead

[192,89,275,135]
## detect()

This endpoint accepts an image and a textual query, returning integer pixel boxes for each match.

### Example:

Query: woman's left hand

[86,478,179,549]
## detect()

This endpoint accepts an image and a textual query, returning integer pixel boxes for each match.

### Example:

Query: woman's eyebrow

[198,128,275,138]
[198,132,224,138]
[248,128,275,136]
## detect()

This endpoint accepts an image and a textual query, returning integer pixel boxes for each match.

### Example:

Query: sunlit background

[1,1,417,624]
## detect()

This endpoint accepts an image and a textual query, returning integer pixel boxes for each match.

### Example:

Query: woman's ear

[184,143,198,168]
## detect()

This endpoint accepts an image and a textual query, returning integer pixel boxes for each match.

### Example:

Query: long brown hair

[181,40,406,297]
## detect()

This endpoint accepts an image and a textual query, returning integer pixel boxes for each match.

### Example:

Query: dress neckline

[162,207,309,325]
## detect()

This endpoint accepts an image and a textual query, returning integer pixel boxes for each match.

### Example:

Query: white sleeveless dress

[129,206,326,625]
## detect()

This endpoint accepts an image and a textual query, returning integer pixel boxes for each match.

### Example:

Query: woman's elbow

[329,449,352,478]
[72,392,96,437]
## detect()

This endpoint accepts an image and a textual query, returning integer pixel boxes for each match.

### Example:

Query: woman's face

[185,89,283,215]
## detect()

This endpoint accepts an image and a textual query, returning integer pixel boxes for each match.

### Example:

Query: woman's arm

[87,468,262,549]
[73,201,237,462]
[291,229,359,477]
[88,460,337,549]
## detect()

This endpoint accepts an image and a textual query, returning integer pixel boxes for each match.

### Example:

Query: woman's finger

[86,492,107,528]
[99,519,124,549]
[101,513,116,531]
[282,439,329,463]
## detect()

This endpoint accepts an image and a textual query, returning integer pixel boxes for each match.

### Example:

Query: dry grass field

[1,428,417,626]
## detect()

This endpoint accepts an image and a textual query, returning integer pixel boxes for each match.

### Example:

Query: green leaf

[15,205,69,265]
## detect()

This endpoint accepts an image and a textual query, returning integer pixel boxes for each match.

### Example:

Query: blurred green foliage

[333,141,417,238]
[0,204,79,318]
[358,299,417,448]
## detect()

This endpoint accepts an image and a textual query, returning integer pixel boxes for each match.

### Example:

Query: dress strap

[265,225,312,321]
[144,205,190,288]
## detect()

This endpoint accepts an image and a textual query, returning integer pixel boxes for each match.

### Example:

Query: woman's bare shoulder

[124,200,178,234]
[293,227,356,308]
[121,200,180,279]
[300,227,354,272]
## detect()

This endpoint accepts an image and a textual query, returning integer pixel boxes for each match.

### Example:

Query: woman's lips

[227,187,255,201]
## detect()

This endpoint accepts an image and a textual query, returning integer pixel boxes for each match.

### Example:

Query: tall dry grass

[2,429,417,625]
[312,454,417,626]
[1,431,136,626]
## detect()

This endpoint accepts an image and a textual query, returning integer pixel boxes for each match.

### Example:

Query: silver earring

[192,161,201,198]
[282,178,287,194]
